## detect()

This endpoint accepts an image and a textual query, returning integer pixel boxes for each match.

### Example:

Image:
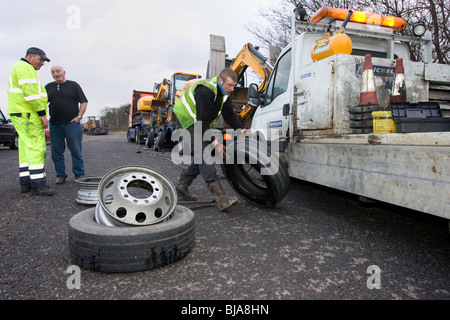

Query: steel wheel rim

[75,176,102,205]
[97,166,177,226]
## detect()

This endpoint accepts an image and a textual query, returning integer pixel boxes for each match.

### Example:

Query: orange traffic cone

[349,54,383,133]
[389,58,407,104]
[359,54,379,106]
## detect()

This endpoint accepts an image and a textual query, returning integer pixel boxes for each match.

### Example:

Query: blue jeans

[50,122,85,179]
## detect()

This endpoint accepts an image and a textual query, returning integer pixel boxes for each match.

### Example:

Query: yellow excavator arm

[230,43,272,93]
[229,43,272,122]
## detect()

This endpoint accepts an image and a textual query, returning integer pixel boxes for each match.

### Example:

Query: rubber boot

[176,172,198,201]
[32,185,55,196]
[207,180,238,211]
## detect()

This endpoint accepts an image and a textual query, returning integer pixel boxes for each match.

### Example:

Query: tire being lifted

[68,205,195,273]
[221,138,290,208]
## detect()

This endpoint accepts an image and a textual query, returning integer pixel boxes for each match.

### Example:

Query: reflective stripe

[182,93,197,121]
[29,164,45,170]
[20,171,30,177]
[18,79,38,85]
[8,88,23,93]
[24,95,42,101]
[19,163,29,168]
[188,87,196,105]
[30,173,45,180]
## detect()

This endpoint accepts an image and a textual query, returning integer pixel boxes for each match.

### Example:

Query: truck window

[265,49,292,105]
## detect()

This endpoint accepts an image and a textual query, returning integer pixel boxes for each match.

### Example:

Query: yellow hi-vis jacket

[7,59,48,116]
[173,77,228,129]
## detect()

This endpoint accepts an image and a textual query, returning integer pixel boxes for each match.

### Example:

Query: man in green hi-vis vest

[173,68,246,211]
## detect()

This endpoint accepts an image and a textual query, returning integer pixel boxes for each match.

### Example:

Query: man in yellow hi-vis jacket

[7,47,54,196]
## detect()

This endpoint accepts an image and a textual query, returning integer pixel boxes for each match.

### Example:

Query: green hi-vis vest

[173,77,229,129]
[7,60,48,115]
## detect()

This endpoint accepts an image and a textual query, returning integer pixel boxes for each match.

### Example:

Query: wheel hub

[97,166,177,226]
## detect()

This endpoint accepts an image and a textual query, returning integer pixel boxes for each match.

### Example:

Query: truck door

[251,49,292,141]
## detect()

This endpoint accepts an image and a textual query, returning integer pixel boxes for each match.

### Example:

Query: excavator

[83,116,109,135]
[229,43,272,125]
[206,42,273,129]
[127,72,202,149]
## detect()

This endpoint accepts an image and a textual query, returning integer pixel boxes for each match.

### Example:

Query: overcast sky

[0,0,274,118]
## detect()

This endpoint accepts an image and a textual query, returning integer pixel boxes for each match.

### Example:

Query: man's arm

[221,99,244,130]
[71,102,87,123]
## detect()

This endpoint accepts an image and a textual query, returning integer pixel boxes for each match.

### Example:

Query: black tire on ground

[135,127,141,144]
[145,130,155,148]
[153,130,166,150]
[127,128,135,142]
[221,139,290,208]
[68,205,195,273]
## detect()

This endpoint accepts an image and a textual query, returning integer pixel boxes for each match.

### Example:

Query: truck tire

[68,205,196,273]
[127,128,135,142]
[145,130,155,148]
[153,130,166,151]
[221,139,290,207]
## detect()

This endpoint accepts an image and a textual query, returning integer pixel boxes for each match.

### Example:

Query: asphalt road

[1,133,449,303]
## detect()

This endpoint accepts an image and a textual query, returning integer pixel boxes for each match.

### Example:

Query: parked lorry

[244,6,450,221]
[127,72,201,150]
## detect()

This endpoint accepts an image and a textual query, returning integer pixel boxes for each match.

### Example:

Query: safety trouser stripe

[29,164,44,170]
[29,165,46,180]
[19,163,30,177]
[30,173,46,180]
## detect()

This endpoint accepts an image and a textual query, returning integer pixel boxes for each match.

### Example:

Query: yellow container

[372,111,396,133]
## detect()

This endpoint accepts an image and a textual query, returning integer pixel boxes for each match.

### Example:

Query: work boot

[207,180,238,211]
[32,185,55,196]
[176,172,198,201]
[20,185,31,193]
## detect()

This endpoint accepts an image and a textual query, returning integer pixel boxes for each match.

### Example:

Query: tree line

[99,104,130,132]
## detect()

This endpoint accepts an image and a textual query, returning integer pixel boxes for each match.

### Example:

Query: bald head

[51,65,66,84]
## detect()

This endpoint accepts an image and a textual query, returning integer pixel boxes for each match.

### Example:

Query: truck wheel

[135,128,141,144]
[68,205,196,273]
[221,139,290,207]
[145,131,155,148]
[153,131,166,151]
[127,128,135,142]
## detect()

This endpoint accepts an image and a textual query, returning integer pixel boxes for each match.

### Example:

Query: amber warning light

[311,6,407,31]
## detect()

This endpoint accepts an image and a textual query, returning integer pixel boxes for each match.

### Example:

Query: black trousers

[184,126,219,184]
